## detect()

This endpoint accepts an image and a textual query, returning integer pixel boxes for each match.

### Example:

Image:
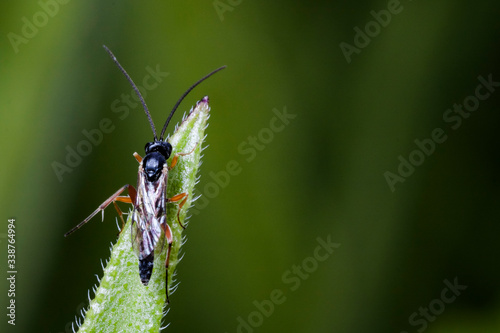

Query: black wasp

[65,45,225,302]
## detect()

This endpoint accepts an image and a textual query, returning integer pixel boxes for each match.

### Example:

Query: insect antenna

[103,45,158,140]
[159,65,226,140]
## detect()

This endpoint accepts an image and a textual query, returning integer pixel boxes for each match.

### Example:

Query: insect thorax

[143,141,172,182]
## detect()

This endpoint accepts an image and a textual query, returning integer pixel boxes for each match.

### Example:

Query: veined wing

[131,165,168,261]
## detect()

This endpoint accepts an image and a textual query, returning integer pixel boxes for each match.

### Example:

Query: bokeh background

[1,1,499,332]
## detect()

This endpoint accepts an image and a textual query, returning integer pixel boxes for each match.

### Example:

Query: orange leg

[112,196,134,231]
[169,142,198,170]
[133,152,142,163]
[168,193,189,229]
[64,184,137,237]
[167,144,196,230]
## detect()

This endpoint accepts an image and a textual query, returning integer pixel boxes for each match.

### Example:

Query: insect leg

[167,193,189,229]
[133,152,143,163]
[112,195,134,231]
[168,142,199,170]
[165,143,198,230]
[163,223,173,304]
[64,184,138,237]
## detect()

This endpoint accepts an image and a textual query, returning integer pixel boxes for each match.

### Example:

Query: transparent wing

[131,166,168,260]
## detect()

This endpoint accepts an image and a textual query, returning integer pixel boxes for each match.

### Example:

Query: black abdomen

[139,252,155,285]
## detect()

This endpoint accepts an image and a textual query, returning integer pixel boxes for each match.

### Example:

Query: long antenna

[159,65,226,140]
[103,45,158,140]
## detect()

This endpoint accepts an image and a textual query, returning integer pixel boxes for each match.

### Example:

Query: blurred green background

[1,1,499,332]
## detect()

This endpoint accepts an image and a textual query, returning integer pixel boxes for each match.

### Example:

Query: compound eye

[164,142,172,159]
[145,142,153,154]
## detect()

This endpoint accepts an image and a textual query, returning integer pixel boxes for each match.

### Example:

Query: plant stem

[75,97,211,333]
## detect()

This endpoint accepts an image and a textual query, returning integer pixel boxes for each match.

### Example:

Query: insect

[65,45,225,302]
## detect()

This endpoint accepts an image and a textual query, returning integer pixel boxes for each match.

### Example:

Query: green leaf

[75,97,211,333]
